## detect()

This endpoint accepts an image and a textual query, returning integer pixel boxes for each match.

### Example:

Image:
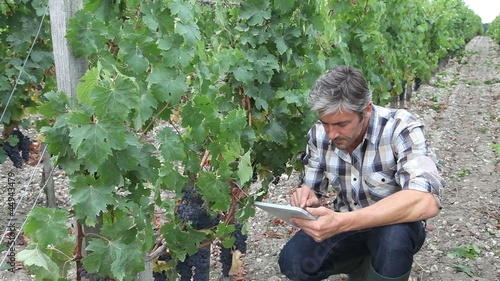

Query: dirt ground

[0,36,499,281]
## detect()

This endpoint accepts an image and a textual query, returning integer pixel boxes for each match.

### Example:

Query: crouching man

[279,66,444,281]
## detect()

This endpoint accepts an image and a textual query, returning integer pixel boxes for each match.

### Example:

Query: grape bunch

[220,223,248,277]
[76,261,101,280]
[176,187,218,280]
[2,130,31,168]
[176,245,210,281]
[178,187,219,230]
[233,223,247,254]
[77,262,90,279]
[2,143,23,168]
[220,246,232,277]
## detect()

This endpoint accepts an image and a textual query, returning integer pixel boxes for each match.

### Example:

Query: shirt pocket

[363,169,399,201]
[324,172,341,194]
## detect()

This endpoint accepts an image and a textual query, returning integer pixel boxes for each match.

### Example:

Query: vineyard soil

[0,36,499,281]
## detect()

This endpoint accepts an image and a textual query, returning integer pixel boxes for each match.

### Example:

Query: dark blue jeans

[278,221,426,281]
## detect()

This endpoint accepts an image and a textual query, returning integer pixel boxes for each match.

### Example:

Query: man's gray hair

[307,65,373,117]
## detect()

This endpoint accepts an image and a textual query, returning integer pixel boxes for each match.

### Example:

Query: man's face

[319,105,371,152]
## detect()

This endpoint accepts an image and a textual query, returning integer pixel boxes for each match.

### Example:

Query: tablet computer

[254,201,317,224]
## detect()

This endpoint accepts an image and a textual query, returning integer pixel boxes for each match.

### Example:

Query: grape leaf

[157,126,185,162]
[237,151,253,186]
[167,0,194,22]
[157,163,189,194]
[67,10,108,57]
[273,0,296,13]
[70,175,116,226]
[84,238,143,281]
[23,207,71,248]
[90,75,139,120]
[197,172,231,211]
[176,21,201,44]
[38,91,69,118]
[160,224,207,262]
[147,66,188,101]
[263,117,287,144]
[239,0,272,26]
[16,248,61,281]
[77,67,99,106]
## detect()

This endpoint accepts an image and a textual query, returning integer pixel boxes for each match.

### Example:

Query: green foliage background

[0,0,484,280]
[486,15,500,44]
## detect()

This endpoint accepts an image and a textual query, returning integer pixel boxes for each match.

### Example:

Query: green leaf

[70,175,116,226]
[239,0,272,26]
[77,67,99,106]
[447,244,481,259]
[38,91,68,119]
[147,66,188,102]
[197,172,231,211]
[160,223,207,261]
[274,0,296,13]
[493,143,500,155]
[90,75,139,120]
[176,21,201,44]
[274,35,288,55]
[237,151,253,186]
[452,263,474,277]
[17,248,61,281]
[232,65,254,84]
[221,236,236,249]
[141,2,175,33]
[220,109,247,136]
[157,162,189,193]
[158,34,196,67]
[68,120,127,168]
[84,238,143,281]
[133,92,158,129]
[167,0,194,22]
[157,126,185,162]
[67,10,108,57]
[23,207,71,248]
[263,118,287,144]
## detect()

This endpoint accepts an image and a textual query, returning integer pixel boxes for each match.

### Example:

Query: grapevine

[486,15,500,44]
[7,0,484,280]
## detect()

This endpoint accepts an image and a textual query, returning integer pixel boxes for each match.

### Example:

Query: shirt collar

[365,104,386,145]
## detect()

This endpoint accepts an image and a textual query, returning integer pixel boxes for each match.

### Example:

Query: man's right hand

[290,185,320,209]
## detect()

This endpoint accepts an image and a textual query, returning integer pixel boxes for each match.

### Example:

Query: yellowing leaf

[229,249,245,276]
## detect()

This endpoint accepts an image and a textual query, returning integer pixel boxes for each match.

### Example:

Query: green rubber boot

[345,256,369,281]
[365,261,411,281]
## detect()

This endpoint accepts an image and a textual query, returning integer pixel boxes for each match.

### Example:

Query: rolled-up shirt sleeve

[394,123,445,208]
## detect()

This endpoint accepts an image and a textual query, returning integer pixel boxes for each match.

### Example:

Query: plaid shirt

[301,105,444,212]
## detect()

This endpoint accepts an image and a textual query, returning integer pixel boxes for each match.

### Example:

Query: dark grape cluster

[233,223,247,254]
[178,187,219,230]
[220,246,232,277]
[176,187,218,280]
[2,130,31,168]
[176,246,210,281]
[220,223,248,277]
[76,261,102,280]
[77,262,95,279]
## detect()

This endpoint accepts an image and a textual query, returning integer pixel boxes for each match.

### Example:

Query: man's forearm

[338,189,439,233]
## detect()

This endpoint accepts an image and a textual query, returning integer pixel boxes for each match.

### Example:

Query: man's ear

[365,102,373,116]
